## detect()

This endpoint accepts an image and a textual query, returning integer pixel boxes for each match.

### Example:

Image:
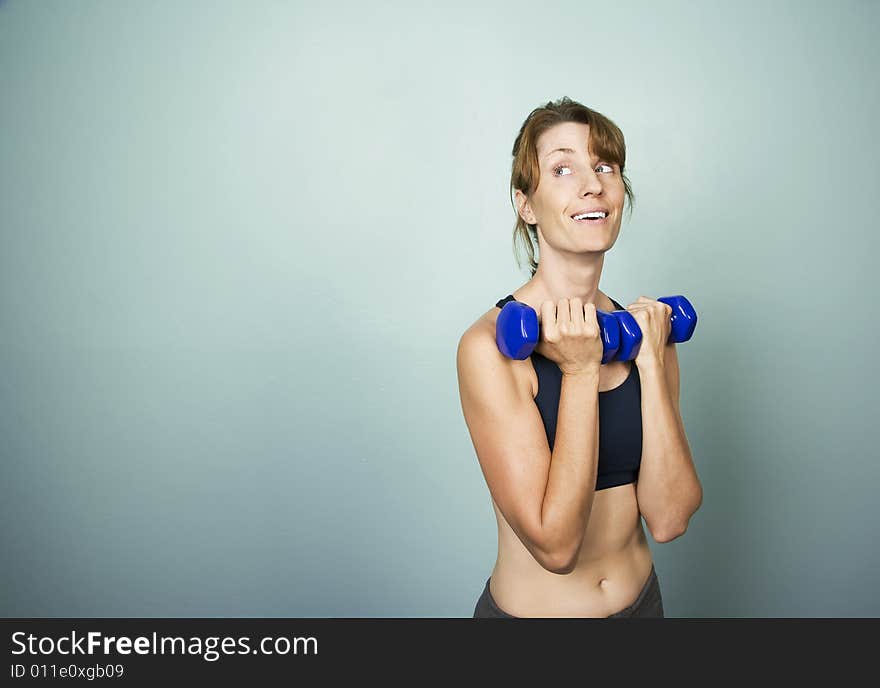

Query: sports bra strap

[496,294,624,311]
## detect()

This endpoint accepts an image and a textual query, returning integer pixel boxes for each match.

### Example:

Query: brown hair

[510,96,635,276]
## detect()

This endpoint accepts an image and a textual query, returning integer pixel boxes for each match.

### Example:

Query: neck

[514,249,608,313]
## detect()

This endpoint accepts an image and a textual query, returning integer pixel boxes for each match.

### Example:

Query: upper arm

[663,340,702,511]
[456,327,563,570]
[663,342,681,414]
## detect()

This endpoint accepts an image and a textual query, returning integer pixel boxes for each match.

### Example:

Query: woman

[456,97,703,618]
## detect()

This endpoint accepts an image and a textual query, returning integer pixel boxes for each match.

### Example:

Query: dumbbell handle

[496,295,697,363]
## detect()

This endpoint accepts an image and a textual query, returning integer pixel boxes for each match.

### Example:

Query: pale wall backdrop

[1,0,877,617]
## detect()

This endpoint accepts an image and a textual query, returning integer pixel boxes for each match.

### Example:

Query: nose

[579,167,603,196]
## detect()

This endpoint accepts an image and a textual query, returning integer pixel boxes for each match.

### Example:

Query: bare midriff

[488,485,653,617]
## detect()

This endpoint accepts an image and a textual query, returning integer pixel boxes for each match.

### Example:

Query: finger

[556,298,571,326]
[538,300,554,322]
[583,301,598,332]
[540,300,558,337]
[568,297,584,324]
[646,301,671,316]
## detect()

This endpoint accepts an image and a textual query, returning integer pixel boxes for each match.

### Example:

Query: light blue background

[1,0,877,617]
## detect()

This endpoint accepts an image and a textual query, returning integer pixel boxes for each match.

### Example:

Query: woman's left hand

[625,296,672,368]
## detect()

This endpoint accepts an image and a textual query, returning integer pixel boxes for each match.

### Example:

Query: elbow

[541,543,581,575]
[652,489,702,544]
[652,509,697,543]
[541,519,594,573]
[643,513,679,543]
[543,552,577,575]
[535,516,591,574]
[648,513,689,543]
[652,523,686,543]
[532,540,577,574]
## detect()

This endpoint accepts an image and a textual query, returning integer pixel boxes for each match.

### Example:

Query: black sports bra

[495,294,642,490]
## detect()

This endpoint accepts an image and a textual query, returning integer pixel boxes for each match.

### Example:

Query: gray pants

[473,564,664,618]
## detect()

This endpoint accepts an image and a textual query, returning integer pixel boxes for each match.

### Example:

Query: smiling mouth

[570,213,610,224]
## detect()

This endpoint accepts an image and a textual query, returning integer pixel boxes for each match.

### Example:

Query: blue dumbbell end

[658,295,698,343]
[496,301,539,360]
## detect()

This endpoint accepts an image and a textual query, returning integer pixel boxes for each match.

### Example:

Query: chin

[579,231,618,248]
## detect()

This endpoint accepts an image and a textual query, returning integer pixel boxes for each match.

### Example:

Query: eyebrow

[543,147,598,160]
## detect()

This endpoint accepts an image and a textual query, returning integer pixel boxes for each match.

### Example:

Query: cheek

[608,181,625,198]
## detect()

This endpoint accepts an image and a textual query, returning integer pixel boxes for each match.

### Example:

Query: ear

[514,189,536,225]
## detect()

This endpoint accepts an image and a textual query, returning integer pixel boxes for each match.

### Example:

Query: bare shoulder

[457,306,537,399]
[460,305,498,343]
[457,307,499,365]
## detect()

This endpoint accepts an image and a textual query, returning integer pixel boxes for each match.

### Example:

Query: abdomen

[489,483,652,616]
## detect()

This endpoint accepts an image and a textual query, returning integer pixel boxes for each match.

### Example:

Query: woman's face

[517,121,625,253]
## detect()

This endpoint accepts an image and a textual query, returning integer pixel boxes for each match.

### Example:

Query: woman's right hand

[533,298,604,375]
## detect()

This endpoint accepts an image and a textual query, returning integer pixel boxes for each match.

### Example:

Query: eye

[553,162,615,177]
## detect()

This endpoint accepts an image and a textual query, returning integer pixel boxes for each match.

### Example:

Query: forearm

[541,367,600,566]
[635,358,702,540]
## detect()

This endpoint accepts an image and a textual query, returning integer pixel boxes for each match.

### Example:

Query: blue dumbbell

[495,301,623,365]
[496,295,697,364]
[608,295,698,362]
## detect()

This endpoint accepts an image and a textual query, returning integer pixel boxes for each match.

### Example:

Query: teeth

[573,211,607,220]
